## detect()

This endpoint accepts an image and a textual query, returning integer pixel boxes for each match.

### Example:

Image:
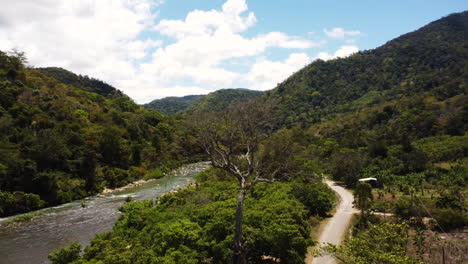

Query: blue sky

[0,0,466,103]
[156,0,466,58]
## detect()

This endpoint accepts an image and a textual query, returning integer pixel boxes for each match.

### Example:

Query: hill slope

[267,11,467,126]
[38,67,124,98]
[187,88,262,113]
[0,52,195,217]
[259,12,467,232]
[143,95,204,114]
[144,88,262,114]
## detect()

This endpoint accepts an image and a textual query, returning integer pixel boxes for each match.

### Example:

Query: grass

[0,210,46,227]
[406,229,468,264]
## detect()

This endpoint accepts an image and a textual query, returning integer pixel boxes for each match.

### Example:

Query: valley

[0,7,466,264]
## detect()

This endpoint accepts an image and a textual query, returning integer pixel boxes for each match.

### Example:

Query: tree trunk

[232,186,247,264]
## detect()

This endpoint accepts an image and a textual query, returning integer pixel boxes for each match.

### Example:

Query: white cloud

[154,0,257,39]
[334,45,359,58]
[323,27,361,39]
[314,45,359,61]
[0,0,336,103]
[245,53,311,91]
[0,0,160,85]
[135,0,320,102]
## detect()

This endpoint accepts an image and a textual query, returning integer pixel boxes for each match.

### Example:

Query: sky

[0,0,466,103]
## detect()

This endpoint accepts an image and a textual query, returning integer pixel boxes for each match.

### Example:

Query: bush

[103,167,130,188]
[48,241,81,264]
[321,222,419,264]
[394,197,420,220]
[144,167,164,180]
[290,180,335,217]
[0,191,45,217]
[432,208,467,230]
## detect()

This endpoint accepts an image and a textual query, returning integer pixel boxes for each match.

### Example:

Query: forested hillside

[39,67,124,98]
[0,51,199,217]
[144,88,262,114]
[143,95,204,114]
[267,11,467,126]
[258,12,466,262]
[187,89,262,113]
[267,10,467,220]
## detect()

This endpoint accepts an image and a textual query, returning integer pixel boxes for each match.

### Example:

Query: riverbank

[0,178,160,227]
[0,162,210,264]
[100,178,157,195]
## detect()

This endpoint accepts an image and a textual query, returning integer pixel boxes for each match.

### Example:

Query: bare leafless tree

[191,98,291,264]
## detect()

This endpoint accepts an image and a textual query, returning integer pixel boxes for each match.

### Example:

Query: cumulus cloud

[0,0,160,86]
[136,0,320,101]
[323,27,361,39]
[0,0,357,103]
[315,45,359,61]
[245,53,311,91]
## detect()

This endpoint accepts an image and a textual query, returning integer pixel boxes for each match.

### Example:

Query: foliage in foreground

[320,221,420,264]
[49,168,335,264]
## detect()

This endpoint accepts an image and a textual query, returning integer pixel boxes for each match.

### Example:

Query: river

[0,162,210,264]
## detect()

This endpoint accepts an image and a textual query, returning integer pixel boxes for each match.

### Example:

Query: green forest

[0,51,202,217]
[143,95,204,114]
[0,10,466,264]
[144,89,262,114]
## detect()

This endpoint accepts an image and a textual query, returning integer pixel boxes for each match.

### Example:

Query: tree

[48,241,81,264]
[192,99,291,264]
[354,181,373,228]
[319,222,418,264]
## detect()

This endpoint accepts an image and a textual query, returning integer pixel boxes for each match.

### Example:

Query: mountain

[263,11,468,184]
[144,88,262,114]
[0,52,197,217]
[267,11,467,126]
[143,95,204,114]
[38,67,124,98]
[187,88,262,113]
[34,12,467,263]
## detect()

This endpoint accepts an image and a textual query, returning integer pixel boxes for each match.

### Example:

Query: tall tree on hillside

[354,181,374,228]
[192,99,294,264]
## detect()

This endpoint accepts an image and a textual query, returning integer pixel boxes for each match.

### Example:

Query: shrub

[432,208,467,230]
[48,242,81,264]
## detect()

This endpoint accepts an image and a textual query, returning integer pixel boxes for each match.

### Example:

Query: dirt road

[311,180,357,264]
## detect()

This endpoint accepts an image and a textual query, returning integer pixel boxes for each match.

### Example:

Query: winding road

[311,180,358,264]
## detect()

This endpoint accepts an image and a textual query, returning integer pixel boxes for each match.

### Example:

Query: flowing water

[0,162,210,264]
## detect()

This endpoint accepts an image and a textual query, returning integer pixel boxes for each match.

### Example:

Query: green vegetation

[266,12,467,127]
[0,50,201,217]
[186,88,262,113]
[39,67,124,98]
[49,168,335,264]
[259,13,467,236]
[49,242,82,264]
[144,89,262,114]
[143,95,204,114]
[5,11,468,264]
[0,210,47,226]
[321,222,420,264]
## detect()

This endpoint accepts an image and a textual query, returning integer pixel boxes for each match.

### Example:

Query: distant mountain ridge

[143,95,204,114]
[144,88,262,114]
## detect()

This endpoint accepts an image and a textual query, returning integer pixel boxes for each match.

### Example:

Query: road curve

[311,180,358,264]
